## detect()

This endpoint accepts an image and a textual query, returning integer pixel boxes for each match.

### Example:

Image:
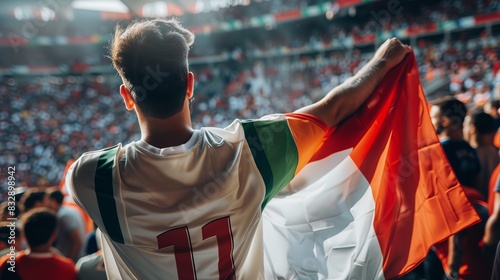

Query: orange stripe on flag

[285,113,328,175]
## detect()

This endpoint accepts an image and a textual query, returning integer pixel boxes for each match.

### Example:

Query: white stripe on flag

[263,149,385,279]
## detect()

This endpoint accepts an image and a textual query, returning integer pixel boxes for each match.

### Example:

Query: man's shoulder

[71,144,123,176]
[77,144,123,162]
[201,119,249,144]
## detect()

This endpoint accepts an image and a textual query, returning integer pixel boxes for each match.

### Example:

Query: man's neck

[475,134,495,148]
[441,129,464,141]
[139,113,194,148]
[29,244,52,253]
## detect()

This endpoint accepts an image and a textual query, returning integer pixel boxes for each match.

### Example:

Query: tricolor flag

[262,53,481,279]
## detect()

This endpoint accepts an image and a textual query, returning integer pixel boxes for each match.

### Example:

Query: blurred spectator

[76,229,106,280]
[85,225,99,255]
[485,163,500,259]
[0,209,77,280]
[47,188,86,262]
[0,202,20,222]
[430,98,488,279]
[491,241,500,280]
[0,222,21,257]
[430,98,481,188]
[19,188,48,213]
[484,100,500,131]
[468,111,499,199]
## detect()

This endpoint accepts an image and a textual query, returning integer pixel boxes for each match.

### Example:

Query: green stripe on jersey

[242,119,299,209]
[95,145,124,244]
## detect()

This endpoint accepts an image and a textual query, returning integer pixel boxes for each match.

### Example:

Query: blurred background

[0,0,499,191]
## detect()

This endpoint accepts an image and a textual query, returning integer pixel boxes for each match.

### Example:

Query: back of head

[437,97,468,129]
[20,188,47,212]
[111,19,195,119]
[22,208,58,248]
[471,110,495,135]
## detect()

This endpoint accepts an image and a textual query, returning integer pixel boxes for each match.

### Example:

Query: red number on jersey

[157,226,196,280]
[157,216,235,280]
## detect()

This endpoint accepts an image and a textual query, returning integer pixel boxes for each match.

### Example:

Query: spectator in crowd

[0,202,20,223]
[0,209,77,280]
[19,188,49,213]
[485,163,500,260]
[84,224,100,255]
[430,97,489,279]
[0,223,20,257]
[491,241,500,280]
[47,188,86,262]
[484,100,500,132]
[468,110,499,199]
[430,98,481,188]
[76,229,106,280]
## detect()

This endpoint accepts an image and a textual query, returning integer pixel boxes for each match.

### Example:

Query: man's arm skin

[296,38,412,128]
[484,192,500,246]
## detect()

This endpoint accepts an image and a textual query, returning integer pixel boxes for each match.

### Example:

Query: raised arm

[296,38,412,128]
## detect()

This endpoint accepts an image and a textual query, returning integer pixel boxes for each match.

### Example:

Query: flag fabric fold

[262,53,481,279]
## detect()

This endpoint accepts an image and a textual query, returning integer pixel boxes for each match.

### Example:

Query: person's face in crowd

[33,194,51,210]
[430,105,444,134]
[484,102,499,117]
[46,197,59,212]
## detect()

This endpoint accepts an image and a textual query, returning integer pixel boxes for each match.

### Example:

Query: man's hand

[296,37,412,129]
[372,37,412,73]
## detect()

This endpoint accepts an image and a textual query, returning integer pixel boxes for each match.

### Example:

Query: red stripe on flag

[310,54,480,278]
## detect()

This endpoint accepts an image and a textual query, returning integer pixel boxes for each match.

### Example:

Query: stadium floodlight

[72,0,129,13]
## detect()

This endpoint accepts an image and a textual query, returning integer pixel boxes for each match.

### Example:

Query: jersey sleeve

[241,113,328,208]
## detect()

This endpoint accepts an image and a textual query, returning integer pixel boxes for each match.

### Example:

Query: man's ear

[186,72,194,99]
[120,84,135,111]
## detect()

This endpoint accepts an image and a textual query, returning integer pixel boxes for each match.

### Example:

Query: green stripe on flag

[95,145,124,244]
[242,119,299,209]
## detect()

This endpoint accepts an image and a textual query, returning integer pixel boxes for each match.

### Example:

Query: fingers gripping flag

[262,53,481,279]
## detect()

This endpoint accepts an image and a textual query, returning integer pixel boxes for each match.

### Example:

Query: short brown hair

[110,19,195,118]
[436,97,467,128]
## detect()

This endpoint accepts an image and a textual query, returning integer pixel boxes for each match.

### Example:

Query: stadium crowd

[2,0,500,278]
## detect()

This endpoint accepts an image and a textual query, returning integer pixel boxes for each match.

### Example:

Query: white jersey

[66,114,327,280]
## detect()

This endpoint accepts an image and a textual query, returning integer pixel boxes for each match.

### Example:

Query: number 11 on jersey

[157,216,236,280]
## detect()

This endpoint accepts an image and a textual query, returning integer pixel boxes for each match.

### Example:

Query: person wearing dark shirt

[430,97,487,280]
[440,138,481,188]
[431,97,481,188]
